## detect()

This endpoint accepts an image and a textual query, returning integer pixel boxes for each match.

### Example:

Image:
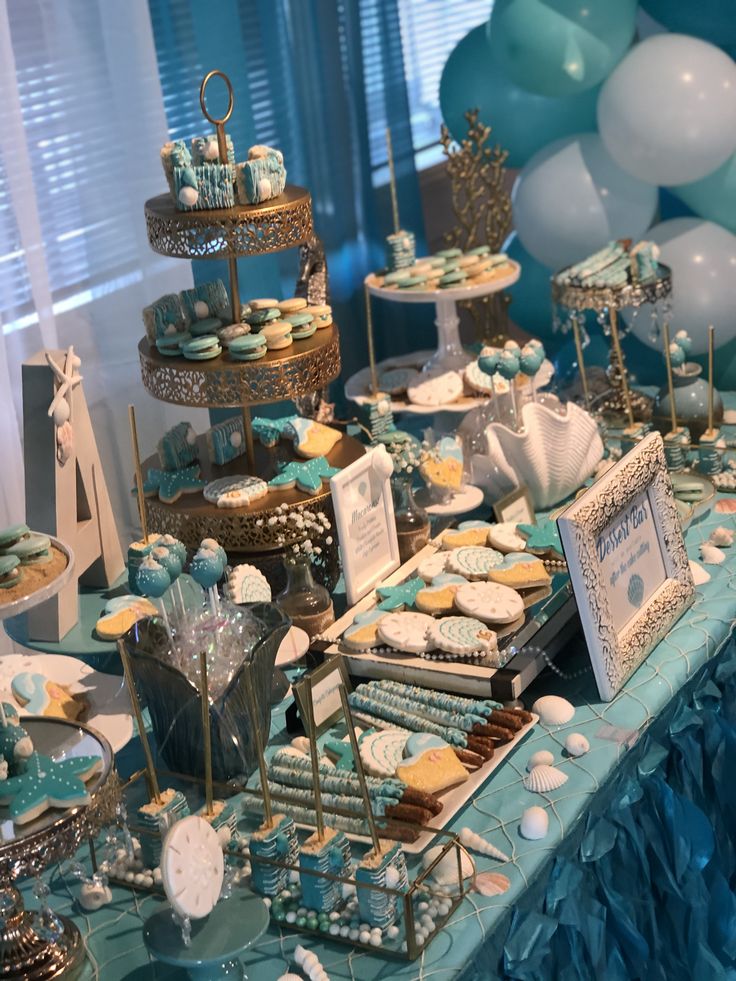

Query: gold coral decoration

[440,109,513,345]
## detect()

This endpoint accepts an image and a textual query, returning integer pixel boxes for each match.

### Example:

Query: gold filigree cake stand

[551,263,672,426]
[0,717,118,980]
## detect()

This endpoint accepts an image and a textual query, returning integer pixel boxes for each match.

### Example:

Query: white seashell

[527,750,554,771]
[473,401,604,510]
[423,845,475,885]
[459,827,510,863]
[474,871,511,896]
[522,764,568,793]
[291,736,311,755]
[689,559,711,585]
[276,975,303,981]
[700,543,725,565]
[564,733,589,757]
[709,526,734,547]
[178,185,199,207]
[520,806,549,840]
[53,398,71,426]
[532,695,575,726]
[79,881,112,910]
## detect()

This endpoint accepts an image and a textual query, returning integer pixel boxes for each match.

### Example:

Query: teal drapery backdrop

[148,0,431,400]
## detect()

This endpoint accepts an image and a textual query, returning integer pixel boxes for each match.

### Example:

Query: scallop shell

[423,845,475,885]
[459,827,510,863]
[291,736,311,755]
[527,750,554,771]
[532,695,575,726]
[474,871,510,896]
[700,543,725,565]
[689,559,711,585]
[522,764,568,793]
[564,733,589,757]
[520,806,549,840]
[709,526,734,547]
[473,401,603,510]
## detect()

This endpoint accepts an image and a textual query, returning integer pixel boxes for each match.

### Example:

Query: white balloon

[598,35,736,186]
[512,133,657,270]
[629,218,736,356]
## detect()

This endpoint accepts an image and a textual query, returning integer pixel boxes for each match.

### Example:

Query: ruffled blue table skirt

[471,632,736,981]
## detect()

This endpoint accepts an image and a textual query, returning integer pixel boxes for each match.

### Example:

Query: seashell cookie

[523,764,568,794]
[376,611,436,654]
[226,563,271,603]
[441,521,492,550]
[359,729,408,778]
[407,370,463,407]
[487,523,527,554]
[429,616,497,657]
[203,475,268,508]
[454,581,524,625]
[342,610,388,651]
[447,545,503,580]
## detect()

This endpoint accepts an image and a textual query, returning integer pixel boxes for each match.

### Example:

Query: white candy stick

[158,600,174,648]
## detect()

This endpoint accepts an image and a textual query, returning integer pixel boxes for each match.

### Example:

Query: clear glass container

[392,473,430,564]
[276,553,334,638]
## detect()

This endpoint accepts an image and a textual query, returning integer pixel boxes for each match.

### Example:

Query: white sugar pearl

[285,911,297,924]
[125,871,134,882]
[339,926,350,938]
[370,933,382,947]
[360,923,370,932]
[142,876,153,889]
[417,901,429,912]
[281,890,291,900]
[420,914,434,928]
[415,932,425,946]
[263,897,271,908]
[178,186,198,207]
[329,923,340,936]
[297,907,307,916]
[349,928,359,941]
[115,848,128,862]
[329,911,340,922]
[288,870,299,884]
[359,930,371,944]
[387,925,400,939]
[133,873,144,885]
[438,901,451,916]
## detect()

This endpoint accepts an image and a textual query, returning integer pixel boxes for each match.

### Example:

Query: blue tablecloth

[12,459,734,980]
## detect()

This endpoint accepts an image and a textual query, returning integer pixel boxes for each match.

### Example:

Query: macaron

[436,248,462,259]
[383,269,413,286]
[0,555,20,588]
[245,308,281,329]
[4,532,51,565]
[156,333,187,357]
[457,254,481,269]
[0,524,29,548]
[181,335,222,360]
[398,276,427,289]
[411,262,434,277]
[189,317,222,336]
[439,269,467,287]
[278,297,307,315]
[249,298,280,311]
[426,256,447,268]
[217,323,250,346]
[286,312,316,339]
[262,320,293,350]
[467,244,490,256]
[229,333,267,361]
[306,304,332,329]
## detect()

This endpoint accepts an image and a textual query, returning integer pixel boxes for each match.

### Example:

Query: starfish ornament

[46,346,83,421]
[376,576,425,611]
[268,456,340,495]
[0,751,102,825]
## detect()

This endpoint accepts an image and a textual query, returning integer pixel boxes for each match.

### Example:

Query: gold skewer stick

[338,685,382,856]
[118,640,161,805]
[708,324,715,435]
[244,664,273,828]
[128,404,148,543]
[608,308,634,430]
[228,256,242,331]
[662,322,678,435]
[385,127,400,235]
[199,652,214,817]
[304,676,325,842]
[242,404,256,473]
[571,316,590,411]
[365,285,378,396]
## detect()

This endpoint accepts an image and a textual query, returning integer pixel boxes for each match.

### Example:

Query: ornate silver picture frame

[557,432,694,701]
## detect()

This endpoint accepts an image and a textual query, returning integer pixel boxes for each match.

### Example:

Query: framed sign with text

[557,432,694,701]
[493,486,535,526]
[294,655,352,737]
[330,445,400,606]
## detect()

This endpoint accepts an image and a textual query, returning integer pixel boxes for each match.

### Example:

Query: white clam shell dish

[523,764,568,793]
[564,732,590,757]
[472,400,604,510]
[527,750,555,771]
[532,695,575,726]
[520,806,549,840]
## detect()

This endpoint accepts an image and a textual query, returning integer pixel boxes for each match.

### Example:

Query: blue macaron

[229,333,267,361]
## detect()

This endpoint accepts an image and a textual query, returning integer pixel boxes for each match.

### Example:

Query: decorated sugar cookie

[447,545,503,580]
[407,371,463,407]
[342,610,388,651]
[11,672,85,721]
[487,523,527,554]
[416,550,450,582]
[286,418,342,459]
[95,596,157,640]
[397,744,468,794]
[420,437,464,492]
[429,616,498,657]
[378,367,420,395]
[376,576,424,612]
[517,520,564,560]
[376,611,436,654]
[140,465,207,504]
[161,815,224,920]
[487,552,551,590]
[441,521,492,550]
[203,475,268,508]
[226,564,271,604]
[0,751,102,825]
[415,581,462,615]
[454,581,525,625]
[358,729,408,778]
[268,456,340,495]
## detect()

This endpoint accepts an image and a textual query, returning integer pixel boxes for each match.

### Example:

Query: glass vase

[276,553,334,638]
[392,473,430,564]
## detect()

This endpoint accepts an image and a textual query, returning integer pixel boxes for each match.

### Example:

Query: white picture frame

[557,431,694,701]
[330,445,400,606]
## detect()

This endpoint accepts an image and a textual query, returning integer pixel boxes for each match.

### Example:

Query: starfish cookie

[138,465,207,504]
[252,415,299,447]
[0,751,102,825]
[517,520,564,560]
[268,456,340,495]
[376,576,425,611]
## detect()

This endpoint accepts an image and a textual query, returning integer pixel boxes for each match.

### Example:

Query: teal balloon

[672,156,736,236]
[639,0,736,48]
[503,233,558,347]
[489,0,637,97]
[439,25,599,169]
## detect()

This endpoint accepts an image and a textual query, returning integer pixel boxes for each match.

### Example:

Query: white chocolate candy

[161,815,224,920]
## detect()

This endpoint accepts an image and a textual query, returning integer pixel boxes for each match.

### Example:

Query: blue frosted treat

[151,546,182,581]
[180,280,232,325]
[206,416,245,466]
[159,534,187,567]
[669,342,686,368]
[191,133,236,167]
[157,421,198,470]
[519,343,544,376]
[196,799,238,838]
[356,841,409,928]
[174,164,235,211]
[156,332,190,357]
[143,293,187,343]
[674,330,692,355]
[136,556,171,599]
[160,139,191,197]
[127,535,162,594]
[385,230,416,271]
[497,349,520,380]
[299,826,353,913]
[189,546,224,589]
[200,538,227,569]
[236,147,286,205]
[478,347,500,377]
[138,788,190,869]
[250,814,299,897]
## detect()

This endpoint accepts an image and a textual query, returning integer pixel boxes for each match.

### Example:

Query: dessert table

[23,490,736,979]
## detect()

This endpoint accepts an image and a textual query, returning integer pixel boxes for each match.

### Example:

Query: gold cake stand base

[0,886,85,980]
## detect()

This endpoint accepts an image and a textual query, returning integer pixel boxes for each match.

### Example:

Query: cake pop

[160,534,187,566]
[668,342,685,369]
[201,538,227,569]
[477,347,500,377]
[519,343,544,376]
[674,330,692,355]
[152,546,182,580]
[190,547,224,590]
[136,556,171,598]
[496,349,520,380]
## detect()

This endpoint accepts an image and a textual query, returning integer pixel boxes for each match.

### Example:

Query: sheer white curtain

[0,0,208,552]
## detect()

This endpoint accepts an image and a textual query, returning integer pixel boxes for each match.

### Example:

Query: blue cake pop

[201,537,227,569]
[136,556,171,599]
[189,547,223,589]
[497,349,520,380]
[478,347,500,377]
[674,330,692,355]
[519,343,544,376]
[527,339,544,354]
[159,534,187,566]
[668,342,685,368]
[152,545,182,580]
[503,339,521,356]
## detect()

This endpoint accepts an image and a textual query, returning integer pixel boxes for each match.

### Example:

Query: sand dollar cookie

[376,612,436,654]
[342,610,387,651]
[161,815,224,920]
[378,367,421,395]
[407,371,463,407]
[429,616,498,657]
[447,546,503,580]
[454,581,525,625]
[441,521,492,550]
[416,550,450,582]
[487,523,527,554]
